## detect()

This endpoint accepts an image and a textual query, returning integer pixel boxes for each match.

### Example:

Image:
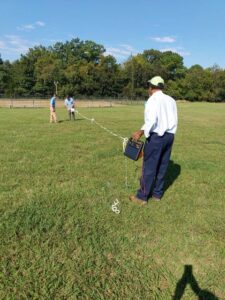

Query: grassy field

[0,103,224,299]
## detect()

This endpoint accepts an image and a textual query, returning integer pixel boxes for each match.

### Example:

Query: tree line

[0,38,225,101]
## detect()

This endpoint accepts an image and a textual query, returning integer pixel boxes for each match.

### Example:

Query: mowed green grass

[0,103,224,299]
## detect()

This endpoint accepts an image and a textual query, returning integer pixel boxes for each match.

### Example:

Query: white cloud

[17,21,45,31]
[0,40,6,49]
[5,35,31,52]
[105,44,139,60]
[161,47,191,57]
[119,44,136,53]
[0,35,37,60]
[151,36,176,43]
[20,24,35,31]
[35,21,45,27]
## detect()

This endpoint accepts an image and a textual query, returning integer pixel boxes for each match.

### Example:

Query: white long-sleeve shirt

[141,90,178,137]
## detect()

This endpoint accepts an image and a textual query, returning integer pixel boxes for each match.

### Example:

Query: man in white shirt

[129,76,178,205]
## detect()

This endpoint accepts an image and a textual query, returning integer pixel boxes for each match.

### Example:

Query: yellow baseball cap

[148,76,164,88]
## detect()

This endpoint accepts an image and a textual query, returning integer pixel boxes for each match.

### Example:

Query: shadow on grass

[164,160,181,193]
[57,120,69,123]
[57,118,84,123]
[173,265,218,300]
[73,118,84,121]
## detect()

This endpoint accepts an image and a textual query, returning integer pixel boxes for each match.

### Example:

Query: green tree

[208,65,225,102]
[93,55,122,97]
[52,38,105,66]
[8,46,50,97]
[122,50,186,99]
[1,38,225,102]
[142,49,186,80]
[122,54,148,99]
[34,52,62,96]
[0,56,12,96]
[182,65,214,101]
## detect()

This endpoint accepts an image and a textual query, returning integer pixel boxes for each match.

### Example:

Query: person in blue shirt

[64,95,75,120]
[50,94,57,123]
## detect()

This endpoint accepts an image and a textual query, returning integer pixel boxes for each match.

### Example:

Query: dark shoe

[129,195,147,205]
[152,196,161,202]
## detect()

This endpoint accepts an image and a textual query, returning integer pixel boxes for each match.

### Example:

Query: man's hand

[132,130,144,141]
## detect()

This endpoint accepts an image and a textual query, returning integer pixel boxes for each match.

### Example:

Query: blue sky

[1,0,225,68]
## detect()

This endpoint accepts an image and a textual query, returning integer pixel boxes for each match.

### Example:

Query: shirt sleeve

[141,98,157,137]
[174,102,178,125]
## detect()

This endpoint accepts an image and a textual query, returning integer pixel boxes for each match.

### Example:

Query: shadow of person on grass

[57,120,68,123]
[164,160,181,193]
[173,265,218,300]
[57,118,84,123]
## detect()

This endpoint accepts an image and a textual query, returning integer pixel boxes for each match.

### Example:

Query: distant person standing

[50,94,57,123]
[64,95,75,120]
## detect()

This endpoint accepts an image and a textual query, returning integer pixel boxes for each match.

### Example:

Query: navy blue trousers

[136,132,174,201]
